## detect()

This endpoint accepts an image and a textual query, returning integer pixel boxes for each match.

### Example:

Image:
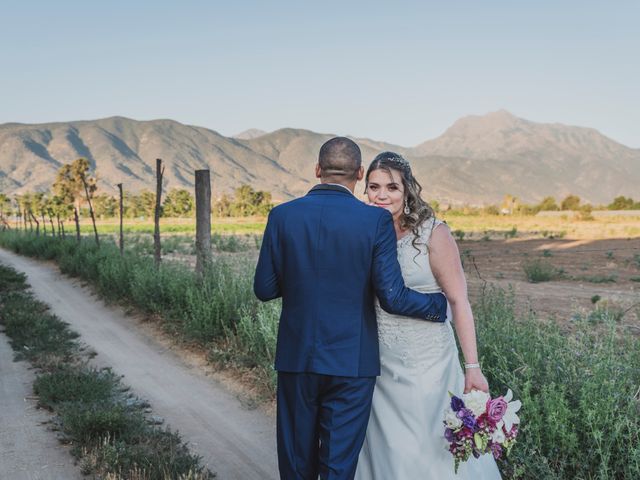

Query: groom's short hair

[318,137,362,181]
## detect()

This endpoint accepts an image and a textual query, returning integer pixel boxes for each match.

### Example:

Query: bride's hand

[464,368,489,394]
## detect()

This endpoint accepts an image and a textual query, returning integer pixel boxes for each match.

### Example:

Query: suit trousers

[276,372,376,480]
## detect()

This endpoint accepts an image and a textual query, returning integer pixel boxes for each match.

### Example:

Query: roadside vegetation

[1,230,639,479]
[0,231,277,395]
[476,288,640,479]
[0,262,214,479]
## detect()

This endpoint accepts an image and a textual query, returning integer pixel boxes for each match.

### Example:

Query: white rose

[444,409,463,429]
[462,390,490,417]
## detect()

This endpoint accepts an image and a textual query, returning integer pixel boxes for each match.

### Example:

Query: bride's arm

[428,223,489,394]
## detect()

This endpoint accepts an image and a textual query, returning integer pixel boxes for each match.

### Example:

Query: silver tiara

[386,155,410,169]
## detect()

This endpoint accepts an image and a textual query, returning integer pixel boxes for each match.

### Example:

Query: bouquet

[443,389,521,473]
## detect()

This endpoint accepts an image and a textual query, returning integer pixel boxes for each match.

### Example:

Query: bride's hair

[365,151,435,249]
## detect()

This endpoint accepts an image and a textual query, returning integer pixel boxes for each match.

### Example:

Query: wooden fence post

[195,170,212,276]
[117,183,124,256]
[153,159,165,267]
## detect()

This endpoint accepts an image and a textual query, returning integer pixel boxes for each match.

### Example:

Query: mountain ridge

[1,112,638,205]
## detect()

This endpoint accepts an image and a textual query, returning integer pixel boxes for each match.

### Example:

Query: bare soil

[460,238,640,325]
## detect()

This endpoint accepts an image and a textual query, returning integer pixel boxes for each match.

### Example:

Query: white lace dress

[355,218,501,479]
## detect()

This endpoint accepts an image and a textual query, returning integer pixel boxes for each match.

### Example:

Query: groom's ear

[315,163,322,179]
[356,166,364,181]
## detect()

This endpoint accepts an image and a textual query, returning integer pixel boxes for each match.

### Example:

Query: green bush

[476,288,640,479]
[35,368,118,408]
[60,402,139,444]
[522,259,561,282]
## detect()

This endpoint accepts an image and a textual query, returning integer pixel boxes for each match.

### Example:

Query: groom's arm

[254,212,282,301]
[372,211,447,321]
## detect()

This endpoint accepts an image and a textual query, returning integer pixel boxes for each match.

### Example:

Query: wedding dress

[355,218,501,479]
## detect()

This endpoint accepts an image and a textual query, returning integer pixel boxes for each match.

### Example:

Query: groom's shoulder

[268,193,389,221]
[266,196,305,221]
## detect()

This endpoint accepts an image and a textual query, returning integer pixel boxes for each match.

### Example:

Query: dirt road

[0,248,278,480]
[0,331,83,480]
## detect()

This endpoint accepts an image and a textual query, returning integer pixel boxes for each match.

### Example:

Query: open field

[8,210,638,239]
[440,211,640,239]
[460,237,640,324]
[65,212,638,326]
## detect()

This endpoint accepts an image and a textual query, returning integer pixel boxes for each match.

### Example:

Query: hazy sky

[1,0,638,147]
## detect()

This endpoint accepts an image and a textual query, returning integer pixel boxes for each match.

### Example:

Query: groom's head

[316,137,364,190]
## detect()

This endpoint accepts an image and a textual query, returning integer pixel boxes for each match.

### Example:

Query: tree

[483,204,500,215]
[500,194,519,215]
[20,193,36,232]
[71,158,99,246]
[224,185,274,217]
[54,164,83,242]
[93,194,118,218]
[560,195,581,211]
[608,196,635,210]
[163,188,194,217]
[51,195,73,238]
[139,190,157,218]
[0,193,11,229]
[14,194,25,230]
[213,193,233,217]
[537,196,559,211]
[31,192,45,235]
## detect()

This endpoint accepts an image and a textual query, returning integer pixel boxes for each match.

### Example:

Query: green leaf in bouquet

[474,432,483,450]
[474,432,489,452]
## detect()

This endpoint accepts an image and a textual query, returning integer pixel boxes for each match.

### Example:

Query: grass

[577,274,617,284]
[522,259,562,282]
[476,288,640,479]
[0,231,276,396]
[0,262,213,479]
[440,211,640,239]
[76,217,266,235]
[3,230,640,479]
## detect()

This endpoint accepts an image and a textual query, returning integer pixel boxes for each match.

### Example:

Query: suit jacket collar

[308,183,355,196]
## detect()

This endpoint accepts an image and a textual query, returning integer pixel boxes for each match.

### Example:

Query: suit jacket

[254,184,447,377]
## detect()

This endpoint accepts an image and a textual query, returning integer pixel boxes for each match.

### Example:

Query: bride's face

[366,168,405,220]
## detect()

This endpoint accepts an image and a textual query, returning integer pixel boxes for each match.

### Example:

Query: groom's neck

[321,179,357,194]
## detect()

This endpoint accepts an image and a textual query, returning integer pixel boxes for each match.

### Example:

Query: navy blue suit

[254,184,447,479]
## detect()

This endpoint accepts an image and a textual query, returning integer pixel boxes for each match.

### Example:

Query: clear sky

[1,0,638,147]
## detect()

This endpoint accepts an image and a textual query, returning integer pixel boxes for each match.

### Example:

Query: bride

[355,152,501,479]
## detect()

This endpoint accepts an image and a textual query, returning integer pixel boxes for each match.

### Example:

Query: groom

[254,137,447,480]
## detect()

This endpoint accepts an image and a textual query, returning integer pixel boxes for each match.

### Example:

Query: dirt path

[0,248,278,480]
[0,331,83,480]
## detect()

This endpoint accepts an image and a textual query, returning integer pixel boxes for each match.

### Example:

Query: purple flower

[491,442,503,460]
[451,395,465,412]
[444,428,455,442]
[457,408,477,429]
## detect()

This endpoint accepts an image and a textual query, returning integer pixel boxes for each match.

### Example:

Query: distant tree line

[0,160,274,237]
[443,194,640,218]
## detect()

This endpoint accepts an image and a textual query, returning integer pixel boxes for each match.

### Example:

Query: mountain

[410,110,640,203]
[233,128,268,140]
[1,112,638,204]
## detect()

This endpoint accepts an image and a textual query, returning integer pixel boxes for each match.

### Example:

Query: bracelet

[464,363,481,369]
